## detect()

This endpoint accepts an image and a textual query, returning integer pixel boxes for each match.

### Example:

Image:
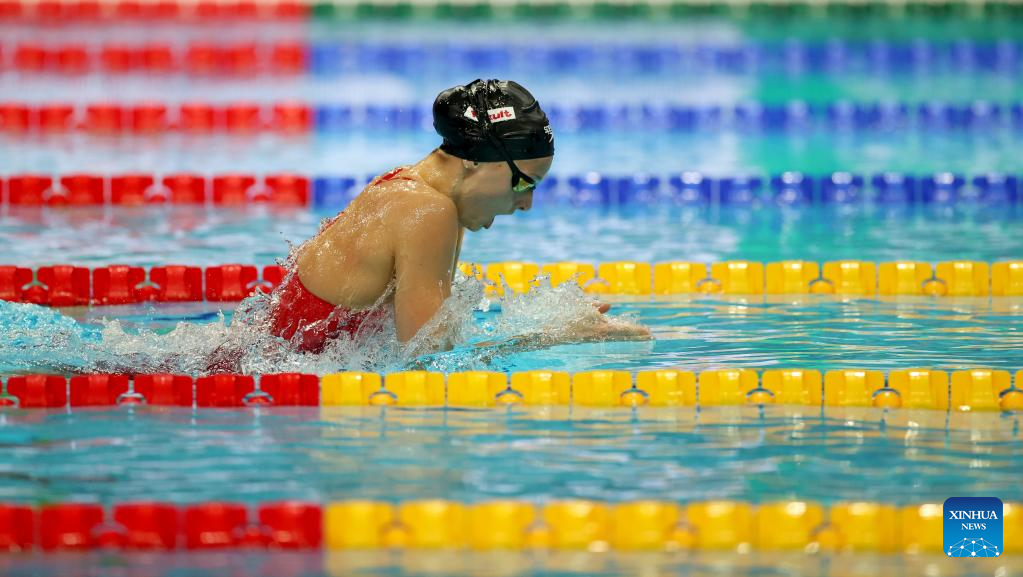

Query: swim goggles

[472,81,540,194]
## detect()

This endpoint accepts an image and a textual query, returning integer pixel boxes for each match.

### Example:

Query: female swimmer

[262,78,650,355]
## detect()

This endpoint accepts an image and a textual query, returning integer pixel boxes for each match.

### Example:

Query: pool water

[3,7,1023,576]
[0,406,1020,575]
[3,295,1022,376]
[2,203,1022,266]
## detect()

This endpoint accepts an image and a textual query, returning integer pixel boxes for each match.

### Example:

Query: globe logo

[944,497,1004,559]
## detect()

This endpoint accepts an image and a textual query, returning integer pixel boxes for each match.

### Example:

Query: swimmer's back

[295,168,460,310]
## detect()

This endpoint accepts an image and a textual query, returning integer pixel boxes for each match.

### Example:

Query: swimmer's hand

[558,314,651,343]
[473,314,651,352]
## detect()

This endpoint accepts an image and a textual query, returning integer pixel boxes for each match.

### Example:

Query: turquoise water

[1,204,1021,266]
[3,13,1023,576]
[2,406,1021,505]
[0,406,1020,575]
[1,550,1017,577]
[5,129,1023,177]
[3,296,1022,376]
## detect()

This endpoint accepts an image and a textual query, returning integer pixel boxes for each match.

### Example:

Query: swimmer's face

[458,156,553,232]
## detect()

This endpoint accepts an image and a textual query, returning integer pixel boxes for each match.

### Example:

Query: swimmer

[263,79,650,356]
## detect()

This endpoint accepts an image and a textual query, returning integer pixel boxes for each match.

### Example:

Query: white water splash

[0,273,648,377]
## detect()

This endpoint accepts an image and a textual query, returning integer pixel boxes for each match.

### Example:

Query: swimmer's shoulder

[366,175,458,229]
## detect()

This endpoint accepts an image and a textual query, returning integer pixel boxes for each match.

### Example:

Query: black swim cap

[433,79,555,163]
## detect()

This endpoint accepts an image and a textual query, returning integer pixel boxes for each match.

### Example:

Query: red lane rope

[0,102,312,134]
[0,0,309,23]
[0,263,287,305]
[0,173,311,206]
[1,42,308,76]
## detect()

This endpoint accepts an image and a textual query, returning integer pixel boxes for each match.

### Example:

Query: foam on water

[0,273,647,377]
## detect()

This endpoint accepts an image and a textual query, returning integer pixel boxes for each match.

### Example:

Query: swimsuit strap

[377,167,415,183]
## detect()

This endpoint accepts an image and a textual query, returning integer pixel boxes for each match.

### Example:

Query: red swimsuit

[266,168,413,353]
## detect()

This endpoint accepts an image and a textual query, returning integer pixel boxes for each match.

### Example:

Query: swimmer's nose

[515,192,533,212]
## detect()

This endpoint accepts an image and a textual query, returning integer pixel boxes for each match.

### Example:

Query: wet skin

[296,149,552,343]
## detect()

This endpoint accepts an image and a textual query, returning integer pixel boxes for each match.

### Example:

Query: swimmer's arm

[392,198,460,346]
[450,227,464,284]
[472,317,651,352]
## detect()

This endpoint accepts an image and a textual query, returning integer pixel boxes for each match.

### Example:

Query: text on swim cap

[464,106,517,123]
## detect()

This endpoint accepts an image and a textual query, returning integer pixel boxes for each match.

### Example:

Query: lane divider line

[2,260,1021,305]
[2,369,1021,411]
[0,499,1020,554]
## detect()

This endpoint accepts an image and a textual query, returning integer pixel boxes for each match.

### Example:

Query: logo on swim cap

[544,124,553,141]
[464,106,517,123]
